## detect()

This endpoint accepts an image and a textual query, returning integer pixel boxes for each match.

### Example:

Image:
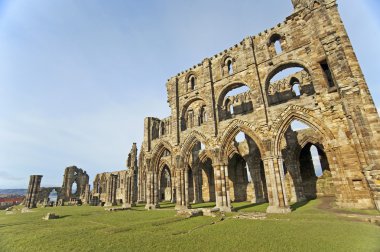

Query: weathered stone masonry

[137,0,380,213]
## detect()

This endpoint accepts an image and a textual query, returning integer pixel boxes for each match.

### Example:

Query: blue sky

[0,0,379,188]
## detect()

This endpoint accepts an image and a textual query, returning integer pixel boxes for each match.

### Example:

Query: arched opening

[184,139,216,205]
[270,34,283,55]
[299,143,332,199]
[48,189,58,203]
[199,158,215,203]
[290,77,301,97]
[267,65,315,106]
[281,118,336,203]
[227,131,268,203]
[218,84,252,121]
[227,60,233,75]
[71,181,78,195]
[159,166,172,202]
[190,76,196,90]
[181,99,206,131]
[228,154,249,201]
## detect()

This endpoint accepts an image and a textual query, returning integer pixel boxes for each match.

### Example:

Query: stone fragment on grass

[176,209,203,218]
[21,207,33,213]
[43,213,59,220]
[202,208,221,217]
[105,207,131,212]
[233,212,267,220]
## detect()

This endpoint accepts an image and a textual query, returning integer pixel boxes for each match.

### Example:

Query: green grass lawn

[0,200,379,252]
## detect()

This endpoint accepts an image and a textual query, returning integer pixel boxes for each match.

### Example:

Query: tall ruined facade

[61,166,90,203]
[138,0,380,213]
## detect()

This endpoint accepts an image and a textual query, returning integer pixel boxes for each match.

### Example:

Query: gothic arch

[272,105,336,155]
[150,140,174,173]
[219,119,267,159]
[181,130,212,165]
[158,160,172,179]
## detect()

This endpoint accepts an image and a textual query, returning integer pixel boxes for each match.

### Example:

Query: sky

[0,0,379,188]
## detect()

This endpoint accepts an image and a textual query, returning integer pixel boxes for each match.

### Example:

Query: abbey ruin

[25,0,380,213]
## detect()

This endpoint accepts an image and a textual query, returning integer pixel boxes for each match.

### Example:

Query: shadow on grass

[191,202,216,209]
[59,215,71,219]
[159,202,175,209]
[233,202,267,212]
[290,200,311,211]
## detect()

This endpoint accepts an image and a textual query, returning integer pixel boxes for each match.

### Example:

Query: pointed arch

[272,105,336,155]
[150,140,174,173]
[219,119,266,159]
[181,130,211,164]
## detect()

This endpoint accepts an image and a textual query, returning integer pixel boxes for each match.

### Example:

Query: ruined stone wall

[24,175,43,208]
[139,0,380,212]
[92,170,127,205]
[61,166,89,203]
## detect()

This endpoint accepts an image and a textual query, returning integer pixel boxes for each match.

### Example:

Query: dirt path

[316,197,380,225]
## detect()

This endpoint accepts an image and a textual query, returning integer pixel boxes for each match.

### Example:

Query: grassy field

[0,200,379,252]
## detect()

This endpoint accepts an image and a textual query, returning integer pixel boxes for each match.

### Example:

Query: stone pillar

[83,184,91,205]
[213,163,232,212]
[175,168,191,210]
[263,156,291,213]
[105,174,117,207]
[124,174,137,208]
[25,175,43,209]
[145,171,159,209]
[175,156,190,210]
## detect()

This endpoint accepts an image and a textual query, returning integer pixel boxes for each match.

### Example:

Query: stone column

[25,175,43,209]
[105,174,117,207]
[145,171,159,209]
[175,156,190,210]
[263,156,291,213]
[213,163,232,212]
[83,184,91,205]
[124,174,137,208]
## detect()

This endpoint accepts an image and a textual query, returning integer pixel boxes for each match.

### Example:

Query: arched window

[218,84,252,121]
[227,60,233,75]
[270,34,283,55]
[190,76,196,90]
[267,65,314,105]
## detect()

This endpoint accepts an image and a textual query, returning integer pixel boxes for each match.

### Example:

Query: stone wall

[138,0,380,213]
